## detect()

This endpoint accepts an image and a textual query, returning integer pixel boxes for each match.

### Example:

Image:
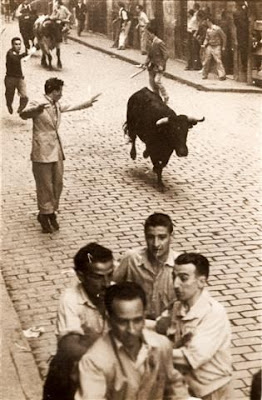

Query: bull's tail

[123,121,128,136]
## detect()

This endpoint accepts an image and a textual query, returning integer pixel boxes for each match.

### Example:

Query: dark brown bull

[34,16,64,70]
[125,87,205,188]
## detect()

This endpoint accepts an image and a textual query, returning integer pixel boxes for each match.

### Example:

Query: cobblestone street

[1,21,261,399]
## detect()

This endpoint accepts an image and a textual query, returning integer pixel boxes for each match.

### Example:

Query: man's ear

[198,275,207,289]
[76,270,83,282]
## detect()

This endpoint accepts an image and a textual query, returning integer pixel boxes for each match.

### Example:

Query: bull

[124,87,205,188]
[34,16,64,70]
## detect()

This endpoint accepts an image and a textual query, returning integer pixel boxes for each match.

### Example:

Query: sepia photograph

[1,0,261,399]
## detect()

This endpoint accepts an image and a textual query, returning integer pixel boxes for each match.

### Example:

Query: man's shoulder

[143,328,171,349]
[122,246,146,260]
[82,333,114,364]
[59,282,83,303]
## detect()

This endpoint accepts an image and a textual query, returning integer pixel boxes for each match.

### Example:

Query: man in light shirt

[51,0,71,43]
[76,281,189,400]
[20,78,98,233]
[156,253,233,400]
[114,212,180,320]
[135,4,149,55]
[43,242,114,400]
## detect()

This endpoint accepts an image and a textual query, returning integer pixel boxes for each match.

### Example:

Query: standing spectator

[117,1,131,50]
[20,78,99,233]
[144,20,169,103]
[190,2,202,70]
[194,10,208,70]
[73,0,87,37]
[202,17,227,80]
[2,0,11,22]
[5,37,29,115]
[43,242,114,400]
[75,282,189,400]
[233,2,248,73]
[219,10,233,75]
[185,9,195,70]
[135,4,149,55]
[51,0,71,43]
[114,213,179,319]
[156,253,233,400]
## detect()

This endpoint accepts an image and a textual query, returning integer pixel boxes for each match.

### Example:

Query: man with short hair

[43,242,114,400]
[201,17,227,80]
[135,5,149,55]
[20,78,99,233]
[5,37,29,115]
[144,20,169,103]
[75,281,189,400]
[117,1,131,50]
[73,0,87,36]
[156,253,233,400]
[114,213,180,320]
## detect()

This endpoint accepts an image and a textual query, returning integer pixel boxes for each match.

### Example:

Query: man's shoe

[37,214,53,234]
[48,213,59,231]
[185,66,193,71]
[219,76,226,81]
[7,105,13,114]
[202,76,208,80]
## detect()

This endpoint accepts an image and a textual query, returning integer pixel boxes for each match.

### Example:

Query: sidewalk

[68,29,262,94]
[0,274,43,400]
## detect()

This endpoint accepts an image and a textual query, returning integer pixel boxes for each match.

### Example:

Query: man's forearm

[173,348,190,367]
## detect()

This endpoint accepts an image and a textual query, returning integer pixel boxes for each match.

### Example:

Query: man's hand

[37,104,48,113]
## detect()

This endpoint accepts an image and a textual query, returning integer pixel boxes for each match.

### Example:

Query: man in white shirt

[156,253,233,400]
[76,281,189,400]
[135,4,149,55]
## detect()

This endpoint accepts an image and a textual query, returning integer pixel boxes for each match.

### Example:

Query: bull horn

[156,117,169,126]
[187,116,205,124]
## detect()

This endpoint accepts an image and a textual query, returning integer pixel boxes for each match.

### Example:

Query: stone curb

[1,274,43,400]
[68,34,262,94]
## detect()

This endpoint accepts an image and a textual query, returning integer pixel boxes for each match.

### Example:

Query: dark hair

[136,5,143,11]
[206,17,214,24]
[250,370,261,400]
[74,242,113,272]
[44,77,64,94]
[105,282,147,316]
[144,212,173,234]
[118,2,125,8]
[11,37,21,45]
[146,19,157,35]
[188,9,194,17]
[194,3,200,10]
[175,253,209,279]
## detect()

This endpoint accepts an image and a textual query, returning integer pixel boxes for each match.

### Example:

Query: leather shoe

[37,214,53,234]
[48,213,59,231]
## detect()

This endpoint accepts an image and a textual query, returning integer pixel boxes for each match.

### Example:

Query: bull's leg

[47,53,53,70]
[130,138,137,160]
[41,53,47,68]
[152,162,164,189]
[56,47,62,69]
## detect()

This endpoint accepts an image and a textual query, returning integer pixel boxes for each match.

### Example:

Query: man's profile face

[145,225,171,262]
[12,40,21,53]
[110,298,145,349]
[78,260,114,301]
[173,263,205,306]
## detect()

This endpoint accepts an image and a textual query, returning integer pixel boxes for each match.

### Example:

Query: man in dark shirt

[5,37,28,114]
[73,0,87,37]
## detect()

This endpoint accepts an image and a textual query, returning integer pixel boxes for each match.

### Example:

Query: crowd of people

[3,2,261,399]
[42,214,236,400]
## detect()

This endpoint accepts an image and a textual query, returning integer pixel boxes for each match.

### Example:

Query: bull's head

[156,115,205,157]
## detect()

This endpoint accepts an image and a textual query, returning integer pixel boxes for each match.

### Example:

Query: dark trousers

[5,76,28,110]
[76,18,85,36]
[186,31,194,68]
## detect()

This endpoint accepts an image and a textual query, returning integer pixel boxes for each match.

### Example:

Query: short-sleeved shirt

[169,289,232,398]
[113,247,180,319]
[56,282,106,339]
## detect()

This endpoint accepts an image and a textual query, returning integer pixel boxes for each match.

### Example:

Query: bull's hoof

[130,149,136,160]
[158,182,165,192]
[48,66,53,71]
[57,63,62,69]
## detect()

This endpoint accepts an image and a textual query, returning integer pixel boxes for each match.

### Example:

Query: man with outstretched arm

[20,77,100,233]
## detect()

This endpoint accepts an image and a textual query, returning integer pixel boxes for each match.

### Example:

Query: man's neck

[183,289,203,311]
[124,339,142,361]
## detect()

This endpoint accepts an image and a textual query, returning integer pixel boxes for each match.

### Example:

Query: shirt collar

[44,94,56,105]
[177,288,212,320]
[77,283,98,309]
[143,248,178,271]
